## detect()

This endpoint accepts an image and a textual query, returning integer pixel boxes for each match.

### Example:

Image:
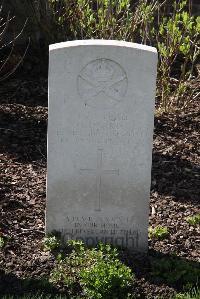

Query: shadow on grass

[0,248,199,298]
[126,249,200,292]
[0,270,62,297]
[149,250,199,289]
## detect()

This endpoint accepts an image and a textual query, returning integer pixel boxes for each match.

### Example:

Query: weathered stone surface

[46,40,157,252]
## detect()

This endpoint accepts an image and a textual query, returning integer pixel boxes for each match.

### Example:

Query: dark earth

[0,63,199,298]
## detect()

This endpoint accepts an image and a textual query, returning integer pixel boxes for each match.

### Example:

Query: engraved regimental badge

[77,58,127,109]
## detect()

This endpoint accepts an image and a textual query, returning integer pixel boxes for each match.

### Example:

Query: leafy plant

[43,235,60,251]
[20,0,200,112]
[80,255,132,298]
[186,214,200,226]
[50,240,134,298]
[149,225,169,240]
[45,0,199,113]
[1,294,71,299]
[67,239,85,253]
[155,0,200,112]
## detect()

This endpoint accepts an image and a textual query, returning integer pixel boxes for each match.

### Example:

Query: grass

[0,236,5,248]
[2,288,200,299]
[174,287,200,299]
[149,225,169,240]
[186,214,200,226]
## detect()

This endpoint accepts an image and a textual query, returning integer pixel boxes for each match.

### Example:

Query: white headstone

[46,40,157,252]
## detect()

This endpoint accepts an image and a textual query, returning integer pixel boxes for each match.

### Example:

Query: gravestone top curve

[49,39,157,53]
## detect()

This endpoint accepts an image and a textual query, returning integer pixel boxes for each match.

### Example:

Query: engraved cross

[80,148,119,212]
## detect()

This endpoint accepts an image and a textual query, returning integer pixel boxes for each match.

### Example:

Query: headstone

[46,40,157,252]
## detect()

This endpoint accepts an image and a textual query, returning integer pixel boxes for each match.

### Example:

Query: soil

[0,72,199,298]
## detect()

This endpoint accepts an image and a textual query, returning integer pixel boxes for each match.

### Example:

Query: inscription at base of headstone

[46,40,157,252]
